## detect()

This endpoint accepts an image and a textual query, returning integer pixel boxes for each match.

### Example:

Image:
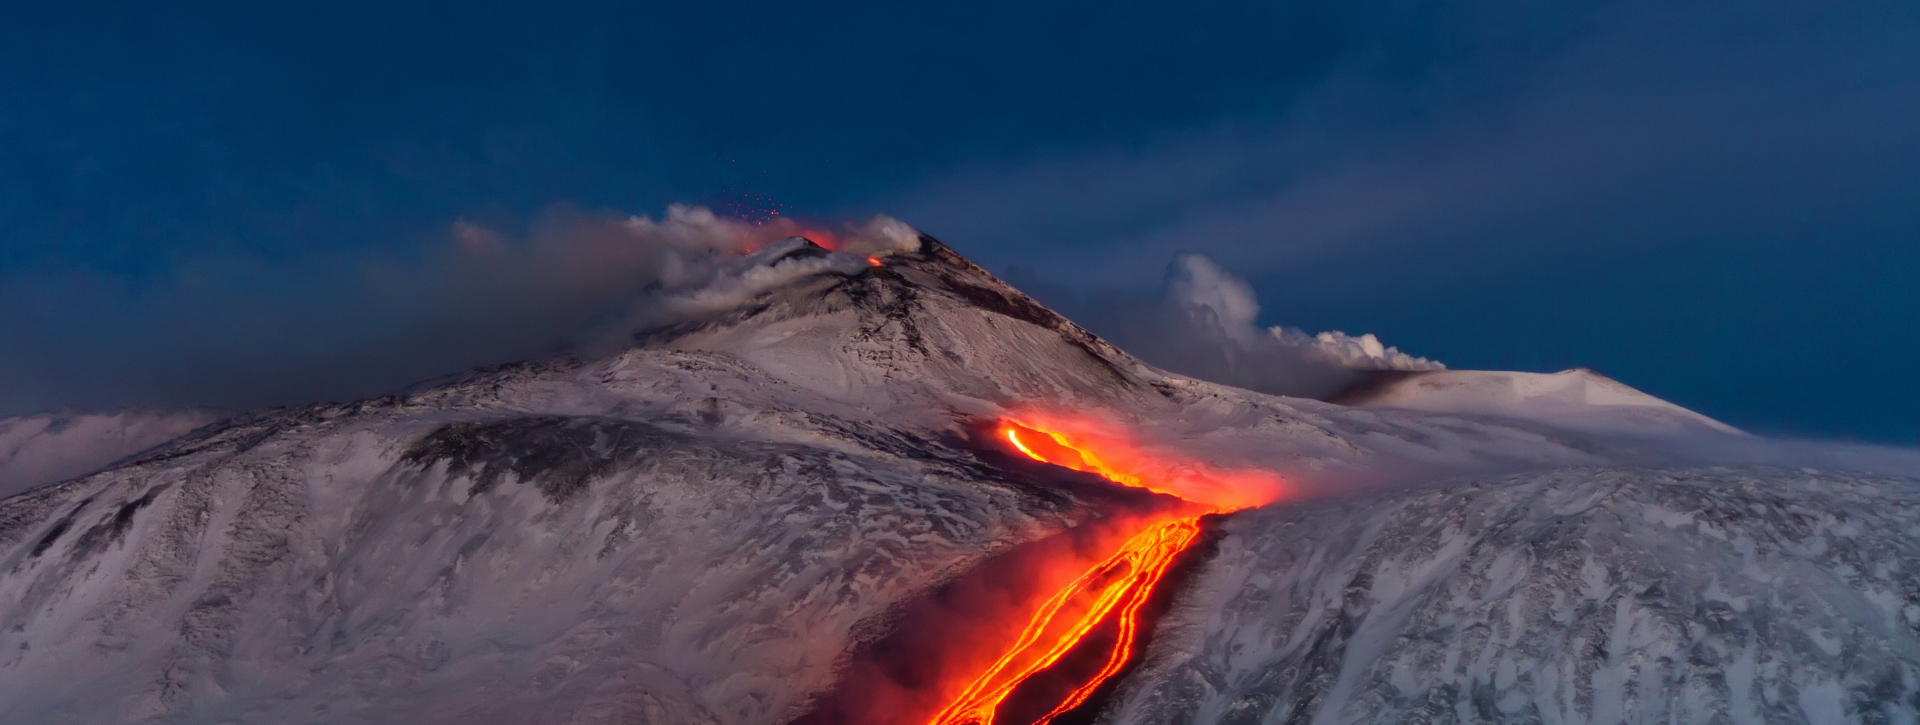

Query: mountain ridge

[2,231,1898,725]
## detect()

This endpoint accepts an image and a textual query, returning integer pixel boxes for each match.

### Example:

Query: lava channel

[915,418,1279,725]
[923,517,1199,725]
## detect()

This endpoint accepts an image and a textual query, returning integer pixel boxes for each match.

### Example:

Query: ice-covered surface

[1339,368,1743,437]
[0,234,1908,724]
[0,411,220,498]
[1105,467,1920,725]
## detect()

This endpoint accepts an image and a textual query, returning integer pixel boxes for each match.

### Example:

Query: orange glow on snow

[926,518,1199,725]
[998,416,1286,512]
[920,415,1287,725]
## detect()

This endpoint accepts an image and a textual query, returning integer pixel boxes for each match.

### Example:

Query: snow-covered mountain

[0,232,1911,724]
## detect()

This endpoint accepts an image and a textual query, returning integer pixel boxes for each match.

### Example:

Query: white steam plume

[1092,254,1439,399]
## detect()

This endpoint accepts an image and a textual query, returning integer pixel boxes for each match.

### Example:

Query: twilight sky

[2,0,1917,442]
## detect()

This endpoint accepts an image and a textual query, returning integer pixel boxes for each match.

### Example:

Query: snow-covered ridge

[1335,367,1742,436]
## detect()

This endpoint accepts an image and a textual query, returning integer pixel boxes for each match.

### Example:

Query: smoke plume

[0,206,919,416]
[1083,254,1439,400]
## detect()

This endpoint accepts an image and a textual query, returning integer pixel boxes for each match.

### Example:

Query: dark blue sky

[3,0,1917,442]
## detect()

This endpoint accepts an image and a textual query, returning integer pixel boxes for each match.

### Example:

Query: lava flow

[924,517,1199,725]
[919,418,1282,725]
[999,417,1285,512]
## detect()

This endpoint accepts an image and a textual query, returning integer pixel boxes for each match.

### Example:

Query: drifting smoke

[454,204,917,311]
[0,410,221,498]
[1086,254,1440,400]
[0,205,920,416]
[563,207,919,350]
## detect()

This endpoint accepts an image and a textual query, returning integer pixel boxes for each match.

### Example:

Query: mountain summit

[2,233,1913,725]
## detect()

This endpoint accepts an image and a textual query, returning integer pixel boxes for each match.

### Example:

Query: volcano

[3,234,1917,724]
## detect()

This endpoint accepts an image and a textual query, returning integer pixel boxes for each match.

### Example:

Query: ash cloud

[1069,254,1439,400]
[0,206,918,416]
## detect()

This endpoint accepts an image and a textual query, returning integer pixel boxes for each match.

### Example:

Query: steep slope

[1105,467,1920,724]
[632,236,1165,423]
[0,405,1153,724]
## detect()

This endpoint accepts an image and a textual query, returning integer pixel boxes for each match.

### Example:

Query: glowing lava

[999,417,1286,512]
[923,418,1282,725]
[925,519,1198,725]
[1003,424,1144,489]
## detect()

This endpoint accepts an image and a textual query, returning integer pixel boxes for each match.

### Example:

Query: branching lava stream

[921,420,1278,725]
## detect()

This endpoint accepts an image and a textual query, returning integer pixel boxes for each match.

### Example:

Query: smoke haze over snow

[0,206,918,416]
[1086,254,1439,400]
[0,410,219,497]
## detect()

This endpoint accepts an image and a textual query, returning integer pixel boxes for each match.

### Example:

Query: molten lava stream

[918,417,1282,725]
[924,518,1199,725]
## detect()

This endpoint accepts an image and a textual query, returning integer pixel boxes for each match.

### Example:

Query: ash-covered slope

[1105,467,1920,724]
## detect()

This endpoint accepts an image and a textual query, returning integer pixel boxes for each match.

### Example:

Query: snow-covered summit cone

[1334,368,1742,437]
[629,234,1159,419]
[602,235,1701,476]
